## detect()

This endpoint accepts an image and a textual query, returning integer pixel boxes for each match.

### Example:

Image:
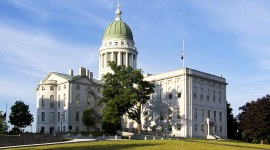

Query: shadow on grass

[40,142,160,150]
[181,139,269,150]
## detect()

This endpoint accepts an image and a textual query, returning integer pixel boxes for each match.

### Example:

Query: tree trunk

[136,102,142,134]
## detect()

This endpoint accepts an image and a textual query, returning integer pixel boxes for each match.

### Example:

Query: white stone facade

[36,68,103,134]
[122,68,227,139]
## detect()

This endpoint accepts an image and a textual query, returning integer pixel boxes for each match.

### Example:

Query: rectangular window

[208,110,210,118]
[213,90,216,102]
[58,112,60,122]
[177,92,181,98]
[169,93,172,99]
[220,126,223,133]
[41,112,45,121]
[193,86,197,98]
[63,126,66,131]
[201,125,205,131]
[41,95,45,108]
[177,107,181,119]
[63,94,66,107]
[207,89,210,100]
[50,86,54,91]
[215,125,217,133]
[76,111,79,121]
[49,112,54,123]
[50,95,54,108]
[177,124,181,131]
[122,53,126,66]
[58,86,61,90]
[160,110,164,121]
[76,84,80,90]
[194,124,198,131]
[168,125,172,131]
[115,42,118,46]
[107,53,111,67]
[75,126,79,132]
[220,112,222,121]
[64,84,66,89]
[219,91,222,103]
[214,111,216,121]
[114,52,118,65]
[194,108,198,119]
[201,109,204,120]
[200,87,203,99]
[42,86,45,91]
[63,111,66,121]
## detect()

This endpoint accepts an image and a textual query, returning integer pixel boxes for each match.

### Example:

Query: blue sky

[1,0,270,132]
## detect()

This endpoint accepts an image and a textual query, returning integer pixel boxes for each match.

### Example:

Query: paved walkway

[0,139,97,149]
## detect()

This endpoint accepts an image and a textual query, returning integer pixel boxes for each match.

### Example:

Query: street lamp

[60,114,64,132]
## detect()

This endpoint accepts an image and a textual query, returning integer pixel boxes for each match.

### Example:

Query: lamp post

[60,114,63,132]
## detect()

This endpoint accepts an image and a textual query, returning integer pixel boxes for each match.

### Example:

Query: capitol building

[36,2,227,139]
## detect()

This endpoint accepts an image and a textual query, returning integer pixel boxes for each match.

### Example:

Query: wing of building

[36,2,227,139]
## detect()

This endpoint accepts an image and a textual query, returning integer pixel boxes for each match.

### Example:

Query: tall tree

[238,95,270,143]
[0,111,4,133]
[101,105,122,134]
[82,107,95,130]
[9,100,34,131]
[100,62,155,133]
[227,102,238,139]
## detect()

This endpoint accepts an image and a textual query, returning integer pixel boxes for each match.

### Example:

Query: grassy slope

[9,139,270,150]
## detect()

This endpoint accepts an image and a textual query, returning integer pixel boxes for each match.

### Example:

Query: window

[220,126,223,133]
[208,110,210,118]
[168,108,172,120]
[215,125,217,133]
[107,53,111,67]
[177,124,181,131]
[58,95,60,108]
[214,111,216,121]
[194,124,198,131]
[219,91,222,103]
[76,111,79,121]
[50,95,54,108]
[64,84,66,89]
[63,111,66,121]
[58,86,61,90]
[121,41,124,46]
[213,90,216,102]
[75,126,79,132]
[200,88,203,99]
[193,86,197,98]
[49,112,54,123]
[42,86,45,91]
[41,95,45,108]
[50,86,54,91]
[41,112,45,121]
[160,110,164,121]
[58,112,60,122]
[220,112,222,121]
[168,125,172,131]
[194,108,198,119]
[169,93,172,99]
[76,94,80,107]
[115,42,118,46]
[201,109,204,120]
[63,94,66,107]
[177,107,181,119]
[201,125,205,131]
[76,84,80,89]
[207,89,210,100]
[63,126,66,131]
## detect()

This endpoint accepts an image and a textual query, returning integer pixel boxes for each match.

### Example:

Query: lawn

[8,139,270,150]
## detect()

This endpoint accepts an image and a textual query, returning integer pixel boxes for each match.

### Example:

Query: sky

[1,0,270,132]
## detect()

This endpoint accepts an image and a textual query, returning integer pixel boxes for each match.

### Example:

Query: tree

[9,100,34,131]
[100,62,155,133]
[82,107,95,130]
[227,102,238,139]
[238,95,270,143]
[0,111,4,133]
[101,105,122,134]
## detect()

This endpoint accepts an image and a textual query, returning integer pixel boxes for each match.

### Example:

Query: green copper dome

[103,20,133,41]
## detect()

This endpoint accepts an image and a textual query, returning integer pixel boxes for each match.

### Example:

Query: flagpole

[182,39,185,68]
[5,102,7,122]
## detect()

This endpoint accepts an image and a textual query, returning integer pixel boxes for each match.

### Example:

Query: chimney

[89,72,93,79]
[79,67,86,76]
[86,70,90,78]
[68,69,73,76]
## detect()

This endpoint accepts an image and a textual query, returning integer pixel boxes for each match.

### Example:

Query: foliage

[9,100,34,130]
[227,102,239,139]
[100,62,155,133]
[238,94,270,143]
[0,111,4,133]
[82,107,95,128]
[101,105,122,134]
